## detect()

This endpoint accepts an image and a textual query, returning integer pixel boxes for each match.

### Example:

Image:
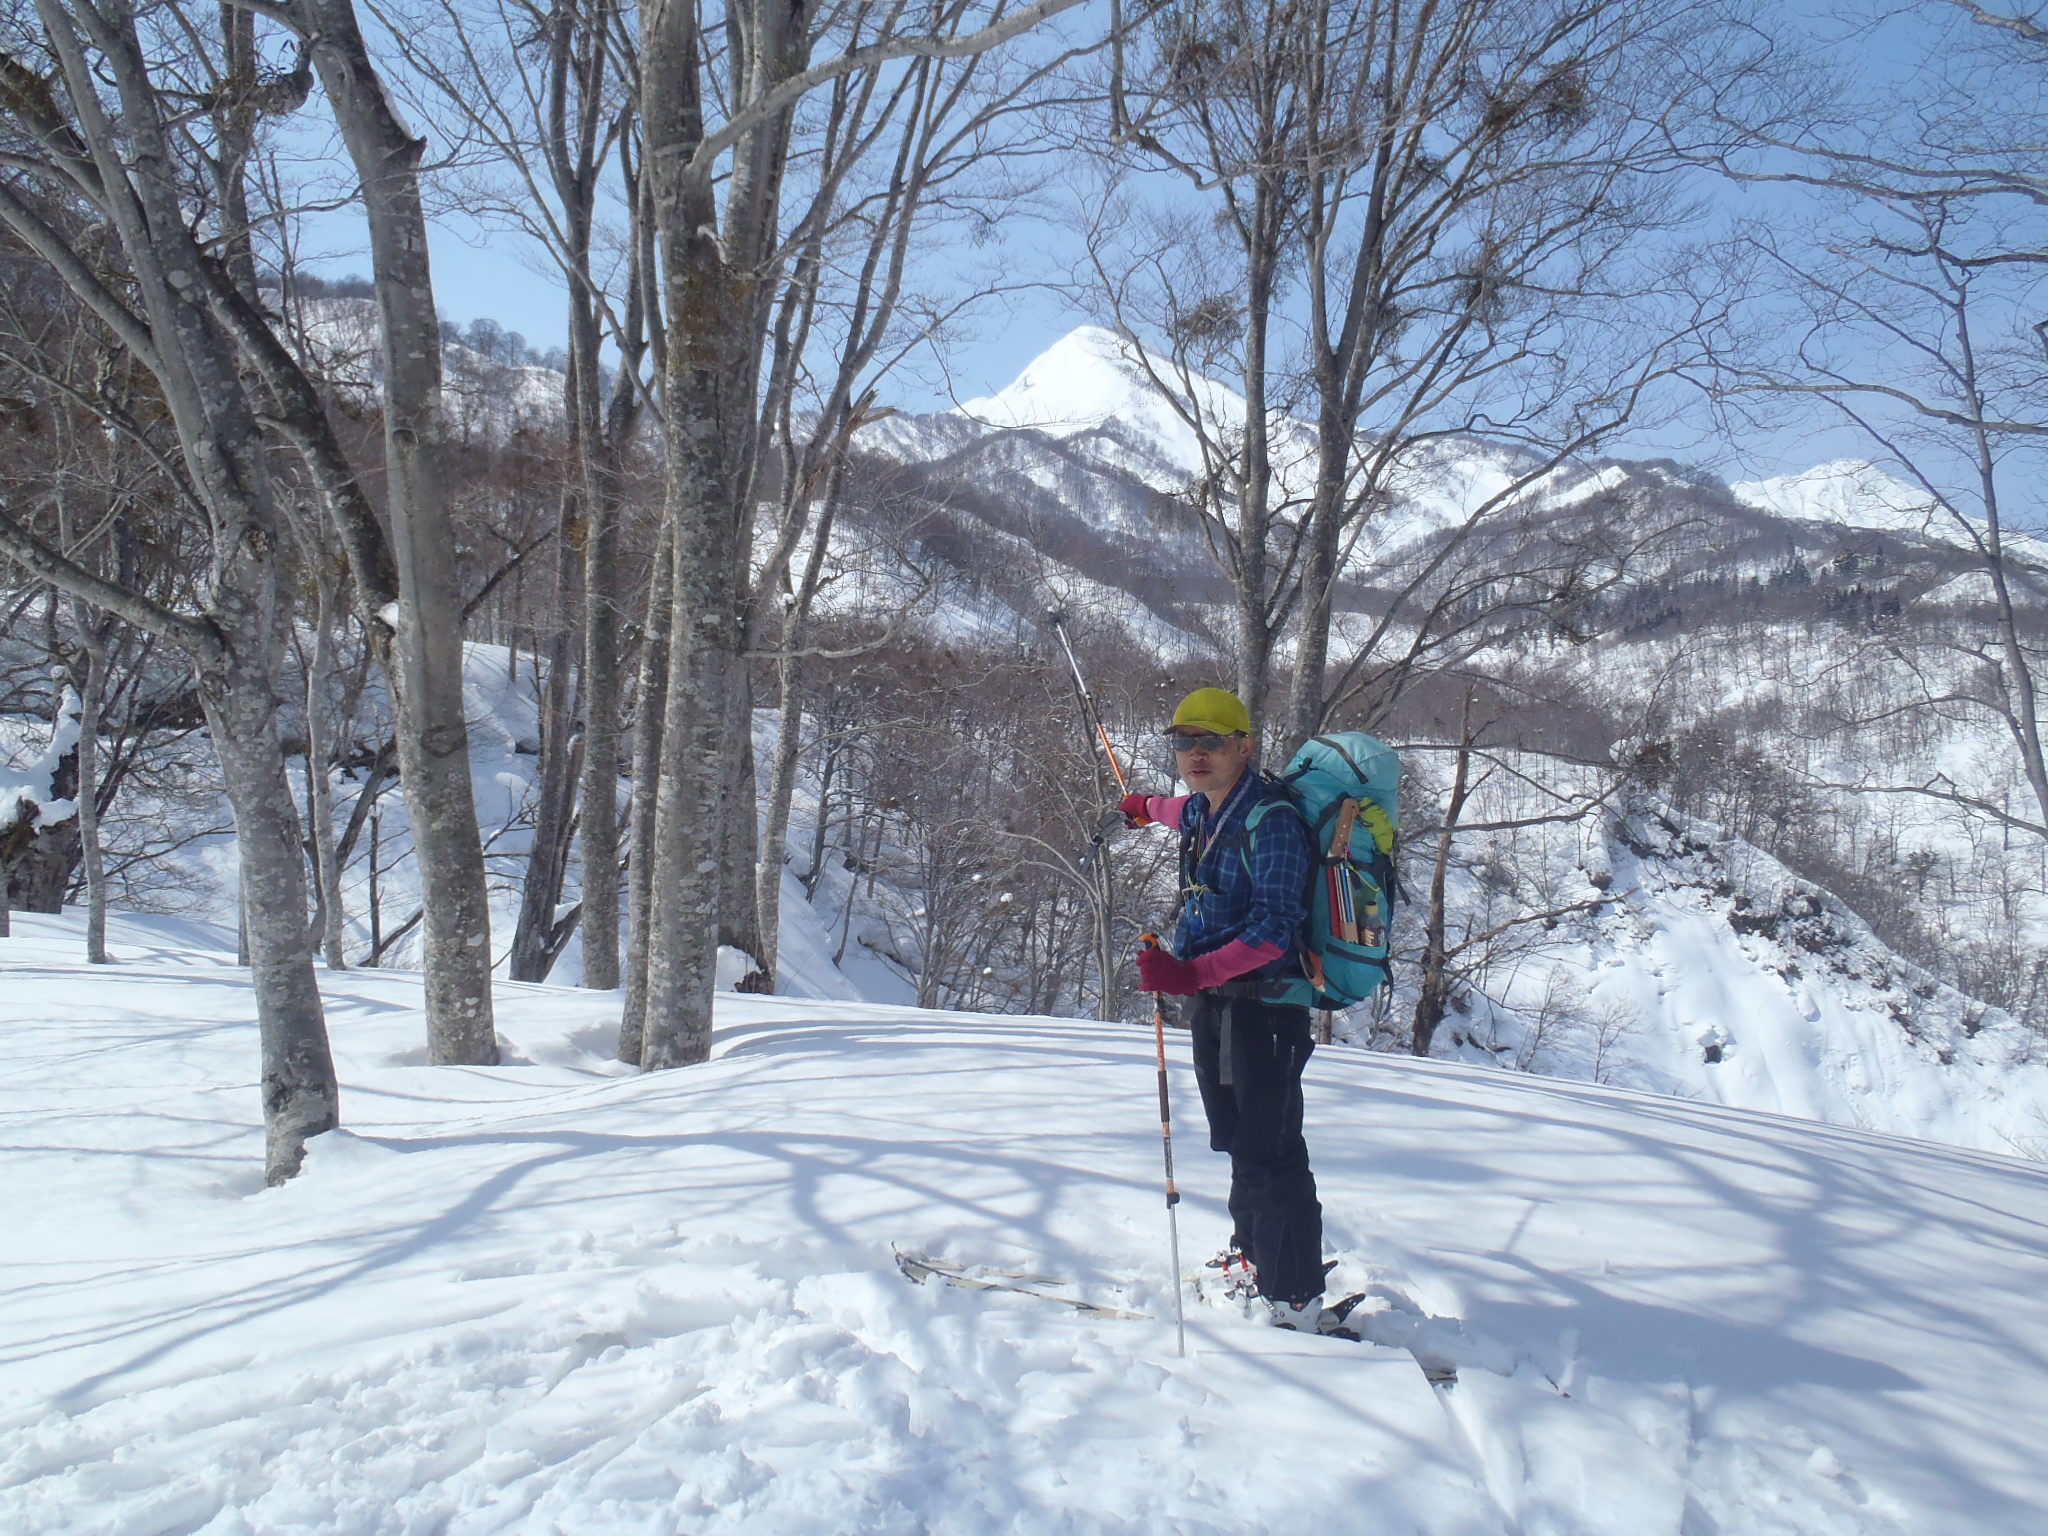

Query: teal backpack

[1244,732,1402,1010]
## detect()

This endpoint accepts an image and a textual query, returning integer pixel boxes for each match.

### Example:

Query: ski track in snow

[6,911,2048,1533]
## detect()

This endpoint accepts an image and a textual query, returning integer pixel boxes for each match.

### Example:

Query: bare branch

[0,504,218,657]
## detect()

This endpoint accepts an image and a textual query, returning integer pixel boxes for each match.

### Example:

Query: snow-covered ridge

[1730,459,1939,537]
[955,325,1248,479]
[926,328,1685,556]
[1730,457,2048,562]
[940,329,2038,567]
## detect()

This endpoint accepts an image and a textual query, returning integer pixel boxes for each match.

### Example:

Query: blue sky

[290,0,2030,492]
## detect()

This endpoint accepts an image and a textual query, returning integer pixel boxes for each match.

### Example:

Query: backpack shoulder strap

[1239,783,1308,873]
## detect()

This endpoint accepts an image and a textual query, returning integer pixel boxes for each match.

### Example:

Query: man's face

[1170,728,1255,801]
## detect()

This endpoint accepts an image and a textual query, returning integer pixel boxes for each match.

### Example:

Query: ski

[1320,1297,1460,1382]
[895,1247,1457,1379]
[892,1247,1151,1321]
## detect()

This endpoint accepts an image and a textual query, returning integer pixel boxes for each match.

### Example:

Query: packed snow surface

[6,910,2048,1534]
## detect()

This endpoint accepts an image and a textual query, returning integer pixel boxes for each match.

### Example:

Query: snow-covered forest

[6,0,2048,1530]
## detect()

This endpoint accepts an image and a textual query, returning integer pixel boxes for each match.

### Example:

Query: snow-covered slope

[4,908,2047,1534]
[1730,460,1939,538]
[1405,801,2048,1158]
[954,325,1256,484]
[292,297,565,441]
[1728,457,2047,561]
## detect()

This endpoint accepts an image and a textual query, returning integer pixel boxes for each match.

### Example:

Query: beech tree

[0,0,340,1178]
[378,0,654,988]
[630,0,1092,1068]
[243,0,500,1062]
[1093,0,1754,742]
[0,0,499,1065]
[0,0,523,1177]
[738,19,1097,995]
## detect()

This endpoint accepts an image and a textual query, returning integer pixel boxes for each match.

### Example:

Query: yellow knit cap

[1170,687,1252,736]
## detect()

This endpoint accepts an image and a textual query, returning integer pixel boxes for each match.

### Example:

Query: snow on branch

[0,687,83,836]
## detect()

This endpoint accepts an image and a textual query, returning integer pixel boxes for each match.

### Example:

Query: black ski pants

[1187,991,1323,1305]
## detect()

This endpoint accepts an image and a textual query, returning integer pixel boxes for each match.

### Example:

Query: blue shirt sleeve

[1240,805,1312,953]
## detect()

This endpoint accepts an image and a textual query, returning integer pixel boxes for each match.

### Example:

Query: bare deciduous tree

[0,0,340,1178]
[630,0,1091,1068]
[1094,0,1753,741]
[1717,2,2048,847]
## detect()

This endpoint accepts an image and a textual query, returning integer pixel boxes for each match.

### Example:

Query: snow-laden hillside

[1730,460,1937,538]
[1408,798,2048,1157]
[5,907,2047,1534]
[1729,458,2048,564]
[8,616,2039,1160]
[291,297,565,441]
[916,328,1678,556]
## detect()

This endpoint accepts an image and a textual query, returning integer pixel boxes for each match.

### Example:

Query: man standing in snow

[1121,687,1326,1329]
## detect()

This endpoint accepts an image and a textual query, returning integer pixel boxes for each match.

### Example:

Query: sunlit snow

[4,908,2046,1533]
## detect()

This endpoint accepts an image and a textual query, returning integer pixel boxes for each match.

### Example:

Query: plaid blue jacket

[1173,769,1312,979]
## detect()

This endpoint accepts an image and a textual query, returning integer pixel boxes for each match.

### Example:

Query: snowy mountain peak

[1728,458,1938,538]
[954,325,1246,480]
[957,326,1164,435]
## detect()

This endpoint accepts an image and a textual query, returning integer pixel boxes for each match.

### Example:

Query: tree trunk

[204,667,341,1182]
[636,0,760,1069]
[802,744,839,902]
[577,402,625,992]
[757,647,807,989]
[54,476,112,962]
[1412,698,1475,1058]
[509,490,584,982]
[639,360,741,1066]
[73,642,108,963]
[304,0,497,1065]
[572,130,639,994]
[620,518,673,1066]
[1284,405,1352,753]
[1231,204,1281,730]
[1091,852,1117,1021]
[303,581,349,970]
[720,661,770,986]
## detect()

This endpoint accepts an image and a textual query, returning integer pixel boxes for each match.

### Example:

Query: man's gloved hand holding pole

[1136,943,1196,994]
[1137,936,1284,997]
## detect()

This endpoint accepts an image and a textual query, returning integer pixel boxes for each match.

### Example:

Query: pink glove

[1136,938,1286,996]
[1136,945,1200,995]
[1122,793,1192,829]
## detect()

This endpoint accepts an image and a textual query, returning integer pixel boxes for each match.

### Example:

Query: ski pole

[1047,609,1131,795]
[1139,931,1187,1358]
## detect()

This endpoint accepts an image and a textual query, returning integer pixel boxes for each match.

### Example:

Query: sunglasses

[1161,730,1242,753]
